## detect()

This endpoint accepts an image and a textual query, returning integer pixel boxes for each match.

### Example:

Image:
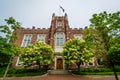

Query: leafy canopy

[90,11,120,80]
[90,11,120,59]
[20,41,54,67]
[0,17,21,67]
[62,38,94,64]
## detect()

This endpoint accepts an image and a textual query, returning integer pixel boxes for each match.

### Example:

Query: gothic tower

[48,13,70,69]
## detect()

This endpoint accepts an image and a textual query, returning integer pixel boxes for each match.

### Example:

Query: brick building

[13,13,101,69]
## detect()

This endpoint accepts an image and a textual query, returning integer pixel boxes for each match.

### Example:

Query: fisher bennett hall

[12,13,102,70]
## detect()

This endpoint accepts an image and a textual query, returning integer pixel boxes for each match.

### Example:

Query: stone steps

[48,70,71,74]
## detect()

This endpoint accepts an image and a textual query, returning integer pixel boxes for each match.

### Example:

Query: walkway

[0,74,120,80]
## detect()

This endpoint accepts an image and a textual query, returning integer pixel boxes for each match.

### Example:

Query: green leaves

[21,41,54,68]
[90,11,120,51]
[107,43,120,65]
[5,17,16,25]
[0,17,21,67]
[62,38,94,64]
[90,11,120,37]
[90,11,120,66]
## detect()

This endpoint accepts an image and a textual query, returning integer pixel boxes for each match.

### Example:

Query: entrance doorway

[57,58,63,69]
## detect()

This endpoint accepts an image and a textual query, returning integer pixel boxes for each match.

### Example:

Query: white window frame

[55,33,65,46]
[37,34,46,42]
[16,57,22,66]
[21,34,32,47]
[74,34,83,40]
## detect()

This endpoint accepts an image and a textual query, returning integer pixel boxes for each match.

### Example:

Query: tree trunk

[110,60,119,80]
[44,65,48,71]
[3,56,12,80]
[66,63,69,70]
[38,63,41,70]
[76,62,81,70]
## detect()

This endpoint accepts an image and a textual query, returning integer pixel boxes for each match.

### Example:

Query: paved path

[0,74,120,80]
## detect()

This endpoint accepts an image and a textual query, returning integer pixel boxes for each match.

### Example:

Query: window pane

[74,34,82,40]
[37,34,45,41]
[21,34,32,47]
[57,21,62,27]
[17,57,23,66]
[55,33,65,46]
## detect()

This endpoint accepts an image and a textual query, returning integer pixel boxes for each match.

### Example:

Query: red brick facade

[13,13,100,69]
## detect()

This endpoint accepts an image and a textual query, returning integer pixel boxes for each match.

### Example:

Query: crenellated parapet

[20,26,49,30]
[68,27,83,34]
[72,28,83,30]
[16,26,50,34]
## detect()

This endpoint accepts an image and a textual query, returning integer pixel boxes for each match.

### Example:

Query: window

[97,58,103,65]
[21,34,32,47]
[57,21,63,27]
[80,61,84,66]
[88,58,94,66]
[37,34,45,42]
[88,60,94,66]
[88,62,94,66]
[16,57,23,66]
[74,34,82,40]
[55,33,65,46]
[16,57,32,66]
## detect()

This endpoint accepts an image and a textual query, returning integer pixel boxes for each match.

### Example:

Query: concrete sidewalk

[0,74,120,80]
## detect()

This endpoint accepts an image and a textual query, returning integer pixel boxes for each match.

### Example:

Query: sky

[0,0,120,29]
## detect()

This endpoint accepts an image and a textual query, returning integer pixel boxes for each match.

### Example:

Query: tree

[62,38,94,70]
[0,37,11,67]
[107,43,120,65]
[0,17,21,56]
[20,41,54,70]
[90,11,120,80]
[0,17,21,80]
[83,27,106,65]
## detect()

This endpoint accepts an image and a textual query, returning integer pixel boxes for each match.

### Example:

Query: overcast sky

[0,0,120,29]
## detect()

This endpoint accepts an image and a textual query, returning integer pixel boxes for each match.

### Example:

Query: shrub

[7,68,45,74]
[0,68,47,77]
[115,66,120,72]
[72,68,113,75]
[0,68,6,74]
